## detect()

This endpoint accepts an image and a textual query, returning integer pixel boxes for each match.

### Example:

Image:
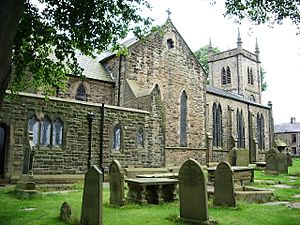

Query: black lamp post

[87,111,95,169]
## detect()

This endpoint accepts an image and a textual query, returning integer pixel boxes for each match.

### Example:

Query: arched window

[113,124,122,151]
[180,91,188,147]
[257,114,265,150]
[221,67,226,85]
[40,115,51,146]
[53,118,63,146]
[237,109,245,148]
[28,115,39,145]
[248,67,254,85]
[213,103,222,147]
[249,95,256,102]
[226,66,231,84]
[137,128,144,148]
[75,83,87,101]
[247,67,251,84]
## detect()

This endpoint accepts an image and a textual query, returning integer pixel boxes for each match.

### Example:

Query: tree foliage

[224,0,300,33]
[9,0,152,96]
[194,45,220,74]
[260,66,267,92]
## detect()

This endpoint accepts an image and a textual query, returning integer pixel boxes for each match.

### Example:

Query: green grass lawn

[0,159,299,225]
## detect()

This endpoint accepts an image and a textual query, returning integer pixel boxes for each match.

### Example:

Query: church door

[0,125,6,178]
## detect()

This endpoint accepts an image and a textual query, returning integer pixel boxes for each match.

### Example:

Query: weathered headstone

[178,158,208,223]
[213,161,236,207]
[60,202,71,222]
[81,165,103,225]
[287,153,293,167]
[229,148,249,167]
[109,159,125,206]
[266,148,288,174]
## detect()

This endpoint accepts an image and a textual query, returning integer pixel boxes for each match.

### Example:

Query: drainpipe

[117,55,123,106]
[99,103,105,175]
[87,112,95,169]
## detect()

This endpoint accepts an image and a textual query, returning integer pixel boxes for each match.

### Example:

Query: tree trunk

[0,0,24,108]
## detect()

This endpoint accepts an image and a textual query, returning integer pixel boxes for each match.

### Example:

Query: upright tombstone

[81,165,103,225]
[178,158,209,223]
[287,152,293,167]
[213,162,236,207]
[266,148,288,174]
[236,148,249,166]
[109,159,125,206]
[16,132,36,192]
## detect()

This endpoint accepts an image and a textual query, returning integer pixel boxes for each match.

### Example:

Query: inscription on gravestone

[109,159,125,206]
[213,161,236,207]
[81,165,103,225]
[178,158,208,223]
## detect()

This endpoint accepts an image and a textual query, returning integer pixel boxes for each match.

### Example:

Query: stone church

[0,19,273,182]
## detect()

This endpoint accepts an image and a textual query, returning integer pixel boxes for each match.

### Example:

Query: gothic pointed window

[137,128,144,148]
[257,114,265,150]
[213,103,223,147]
[247,67,251,84]
[180,91,187,147]
[250,68,254,85]
[75,83,87,101]
[221,67,226,85]
[113,124,122,151]
[28,115,39,145]
[249,95,256,102]
[40,115,51,146]
[237,109,245,148]
[53,118,63,146]
[226,66,231,84]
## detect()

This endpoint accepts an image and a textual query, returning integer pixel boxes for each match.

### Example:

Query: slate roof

[75,52,113,82]
[275,122,300,133]
[206,85,269,108]
[99,37,138,62]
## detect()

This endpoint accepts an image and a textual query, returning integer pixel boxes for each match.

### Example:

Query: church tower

[208,30,262,103]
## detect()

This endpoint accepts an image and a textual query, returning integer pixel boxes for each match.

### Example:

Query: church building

[0,19,273,183]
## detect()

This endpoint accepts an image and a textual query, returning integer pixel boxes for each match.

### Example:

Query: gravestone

[213,161,236,207]
[16,134,36,192]
[81,165,103,225]
[178,158,208,223]
[229,148,249,167]
[266,148,288,174]
[60,202,71,222]
[287,153,293,167]
[109,159,125,206]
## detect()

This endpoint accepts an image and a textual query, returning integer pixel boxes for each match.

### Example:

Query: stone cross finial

[166,8,172,19]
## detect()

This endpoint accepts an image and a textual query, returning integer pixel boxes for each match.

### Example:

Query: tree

[260,67,267,92]
[194,45,220,74]
[224,0,300,33]
[0,0,152,107]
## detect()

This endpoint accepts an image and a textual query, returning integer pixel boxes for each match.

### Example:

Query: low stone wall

[0,92,165,179]
[165,147,206,166]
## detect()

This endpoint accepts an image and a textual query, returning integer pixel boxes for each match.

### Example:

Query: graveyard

[0,158,299,225]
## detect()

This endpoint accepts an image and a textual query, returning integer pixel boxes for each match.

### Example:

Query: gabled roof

[99,19,206,75]
[99,37,138,62]
[206,85,269,108]
[275,122,300,133]
[75,52,113,82]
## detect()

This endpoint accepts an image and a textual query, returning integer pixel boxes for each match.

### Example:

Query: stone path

[261,201,300,209]
[272,184,293,189]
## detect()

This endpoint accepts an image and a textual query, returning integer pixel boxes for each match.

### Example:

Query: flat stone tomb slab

[125,178,178,204]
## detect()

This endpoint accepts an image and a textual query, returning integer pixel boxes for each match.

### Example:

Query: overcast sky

[144,0,300,125]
